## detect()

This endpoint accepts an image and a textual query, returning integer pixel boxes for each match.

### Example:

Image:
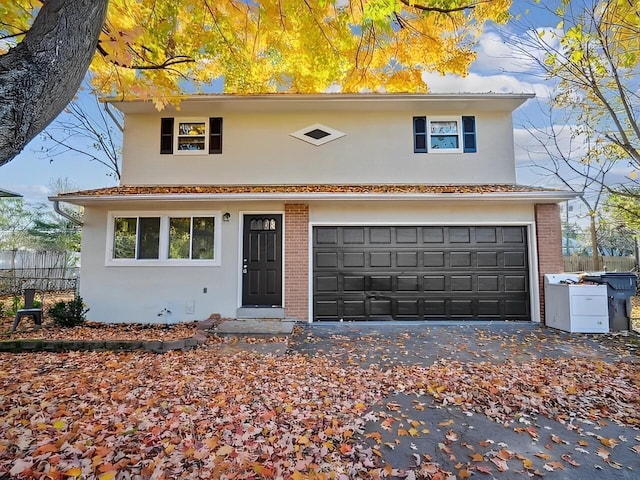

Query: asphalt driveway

[288,322,640,479]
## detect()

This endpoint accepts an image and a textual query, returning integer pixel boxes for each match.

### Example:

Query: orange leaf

[471,453,484,462]
[339,443,353,455]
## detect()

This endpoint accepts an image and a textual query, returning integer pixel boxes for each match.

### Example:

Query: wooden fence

[0,250,79,295]
[563,256,636,272]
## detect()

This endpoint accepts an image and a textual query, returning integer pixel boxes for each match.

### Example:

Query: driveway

[289,322,640,479]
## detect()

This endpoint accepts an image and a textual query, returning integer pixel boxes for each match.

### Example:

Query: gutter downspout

[53,200,83,226]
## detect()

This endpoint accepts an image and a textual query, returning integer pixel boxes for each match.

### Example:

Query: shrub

[48,297,89,328]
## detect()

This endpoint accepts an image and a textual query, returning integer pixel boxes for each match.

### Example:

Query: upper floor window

[160,117,223,155]
[413,116,476,154]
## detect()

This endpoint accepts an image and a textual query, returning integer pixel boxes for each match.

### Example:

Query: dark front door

[242,214,283,307]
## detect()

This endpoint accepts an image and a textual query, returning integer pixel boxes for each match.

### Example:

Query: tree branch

[0,0,109,166]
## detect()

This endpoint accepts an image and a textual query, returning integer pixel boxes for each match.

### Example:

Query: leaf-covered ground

[2,323,640,480]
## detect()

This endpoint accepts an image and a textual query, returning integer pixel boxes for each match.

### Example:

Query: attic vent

[305,128,331,140]
[290,123,346,146]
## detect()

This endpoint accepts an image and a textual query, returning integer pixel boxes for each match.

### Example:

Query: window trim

[427,116,463,154]
[413,115,477,154]
[106,210,221,266]
[161,117,223,155]
[174,118,209,155]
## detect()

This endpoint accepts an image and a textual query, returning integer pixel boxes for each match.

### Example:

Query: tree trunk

[0,0,108,167]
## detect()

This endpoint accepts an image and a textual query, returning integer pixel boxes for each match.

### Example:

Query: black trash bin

[583,273,638,331]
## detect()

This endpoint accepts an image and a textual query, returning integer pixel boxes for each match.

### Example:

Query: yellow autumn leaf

[98,472,117,480]
[65,467,82,477]
[53,419,67,430]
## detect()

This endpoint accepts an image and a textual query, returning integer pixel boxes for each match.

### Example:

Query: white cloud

[6,184,52,206]
[421,71,550,98]
[472,31,533,73]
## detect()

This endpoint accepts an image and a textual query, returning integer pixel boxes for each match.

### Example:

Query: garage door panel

[476,227,498,243]
[370,228,392,243]
[397,251,418,267]
[313,226,529,321]
[315,300,338,318]
[316,252,338,268]
[344,276,365,291]
[370,252,391,267]
[425,300,446,316]
[478,275,499,291]
[503,227,525,243]
[451,275,472,291]
[371,300,392,316]
[478,300,501,316]
[343,227,365,244]
[505,275,527,292]
[316,227,338,244]
[343,252,364,267]
[397,228,418,243]
[371,276,392,291]
[504,251,526,267]
[424,275,446,291]
[344,300,366,317]
[316,276,338,292]
[397,300,420,317]
[449,227,471,243]
[424,252,445,267]
[451,299,474,316]
[451,252,472,267]
[423,227,445,243]
[397,276,419,291]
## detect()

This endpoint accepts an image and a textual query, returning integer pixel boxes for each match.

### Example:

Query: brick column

[284,203,309,320]
[535,203,563,323]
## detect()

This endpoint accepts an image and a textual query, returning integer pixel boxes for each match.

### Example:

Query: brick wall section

[284,203,309,320]
[535,203,564,324]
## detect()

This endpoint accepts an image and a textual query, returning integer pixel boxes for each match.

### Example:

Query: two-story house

[51,93,574,325]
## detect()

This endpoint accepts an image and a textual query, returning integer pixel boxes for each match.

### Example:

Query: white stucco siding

[308,201,535,224]
[79,202,283,324]
[120,110,516,186]
[78,199,542,324]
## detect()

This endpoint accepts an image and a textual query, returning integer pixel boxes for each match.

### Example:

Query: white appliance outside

[544,274,609,333]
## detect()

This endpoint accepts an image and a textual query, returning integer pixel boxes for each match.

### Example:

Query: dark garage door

[313,226,530,321]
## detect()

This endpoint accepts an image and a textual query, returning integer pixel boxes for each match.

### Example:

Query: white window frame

[427,116,463,154]
[106,210,221,266]
[174,118,209,155]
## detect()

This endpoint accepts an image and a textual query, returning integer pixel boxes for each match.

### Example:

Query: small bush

[48,297,89,328]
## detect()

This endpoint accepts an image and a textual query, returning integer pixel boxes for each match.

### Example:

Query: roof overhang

[0,188,22,198]
[104,93,535,115]
[50,185,579,206]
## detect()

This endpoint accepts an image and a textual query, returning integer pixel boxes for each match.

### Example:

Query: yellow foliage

[1,1,513,104]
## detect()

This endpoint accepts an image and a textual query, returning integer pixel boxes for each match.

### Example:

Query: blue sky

[0,0,606,212]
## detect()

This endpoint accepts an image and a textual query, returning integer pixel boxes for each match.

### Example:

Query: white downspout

[53,200,83,226]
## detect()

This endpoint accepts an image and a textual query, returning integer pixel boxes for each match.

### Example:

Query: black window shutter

[160,118,174,154]
[462,116,476,153]
[413,116,427,153]
[209,117,223,154]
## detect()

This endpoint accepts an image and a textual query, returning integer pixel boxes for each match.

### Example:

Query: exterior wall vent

[290,123,346,146]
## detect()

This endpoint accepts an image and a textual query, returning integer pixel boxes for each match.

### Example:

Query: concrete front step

[214,318,296,335]
[236,307,285,319]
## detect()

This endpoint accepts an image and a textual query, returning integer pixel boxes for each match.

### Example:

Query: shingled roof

[54,184,567,197]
